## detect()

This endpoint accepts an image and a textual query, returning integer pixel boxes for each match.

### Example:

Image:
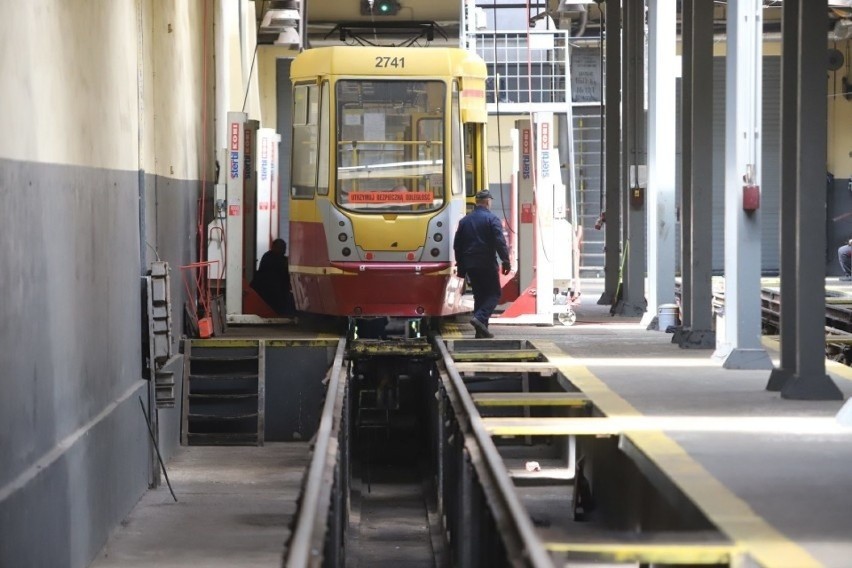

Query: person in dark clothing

[250,238,296,315]
[453,189,511,338]
[839,238,852,281]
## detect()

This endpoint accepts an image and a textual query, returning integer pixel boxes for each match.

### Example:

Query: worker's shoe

[470,317,494,339]
[842,275,852,282]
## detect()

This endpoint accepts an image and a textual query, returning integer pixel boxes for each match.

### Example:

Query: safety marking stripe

[191,339,259,348]
[265,337,340,345]
[441,323,463,338]
[289,265,351,276]
[761,335,852,384]
[543,542,738,564]
[532,340,822,568]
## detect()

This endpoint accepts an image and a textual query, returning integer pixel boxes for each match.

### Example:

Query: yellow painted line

[265,338,339,346]
[191,339,259,348]
[289,265,351,276]
[482,415,848,436]
[453,349,542,361]
[826,359,852,384]
[761,336,852,384]
[441,323,463,338]
[472,392,589,407]
[532,340,823,568]
[455,362,557,375]
[544,542,738,564]
[316,333,342,339]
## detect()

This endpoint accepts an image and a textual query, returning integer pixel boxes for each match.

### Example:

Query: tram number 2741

[375,56,405,69]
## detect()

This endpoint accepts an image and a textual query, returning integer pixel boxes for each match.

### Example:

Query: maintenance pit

[92,305,852,567]
[287,335,740,567]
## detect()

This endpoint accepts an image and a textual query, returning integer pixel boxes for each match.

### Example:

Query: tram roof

[290,46,487,81]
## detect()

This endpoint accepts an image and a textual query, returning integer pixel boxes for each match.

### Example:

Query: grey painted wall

[0,159,149,567]
[0,161,199,567]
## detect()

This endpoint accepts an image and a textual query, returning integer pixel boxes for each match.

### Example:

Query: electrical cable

[491,0,513,236]
[241,0,268,114]
[138,397,178,503]
[146,241,161,262]
[198,0,211,269]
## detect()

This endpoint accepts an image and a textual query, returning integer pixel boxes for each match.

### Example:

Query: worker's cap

[475,189,493,200]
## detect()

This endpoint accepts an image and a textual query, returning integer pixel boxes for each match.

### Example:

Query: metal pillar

[678,0,694,340]
[714,0,772,368]
[613,0,646,317]
[642,0,676,330]
[777,0,842,400]
[766,0,801,390]
[599,0,622,306]
[678,0,715,349]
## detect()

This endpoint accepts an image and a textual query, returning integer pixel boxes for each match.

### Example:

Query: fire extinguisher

[742,164,760,213]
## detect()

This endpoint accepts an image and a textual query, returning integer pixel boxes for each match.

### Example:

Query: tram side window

[451,88,463,196]
[292,84,319,199]
[317,82,330,196]
[464,123,480,198]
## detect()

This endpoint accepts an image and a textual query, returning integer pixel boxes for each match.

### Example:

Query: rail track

[284,334,752,567]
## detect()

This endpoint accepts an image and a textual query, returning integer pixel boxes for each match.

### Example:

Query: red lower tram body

[289,221,467,318]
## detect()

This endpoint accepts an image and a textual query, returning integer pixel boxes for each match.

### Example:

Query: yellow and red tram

[288,46,489,318]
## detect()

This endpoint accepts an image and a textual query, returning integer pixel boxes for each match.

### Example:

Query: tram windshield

[336,80,446,213]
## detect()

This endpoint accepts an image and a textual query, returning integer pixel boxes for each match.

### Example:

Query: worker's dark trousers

[839,244,852,277]
[467,264,501,326]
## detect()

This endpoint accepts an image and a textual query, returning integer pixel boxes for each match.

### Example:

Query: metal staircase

[181,340,265,446]
[572,110,605,277]
[468,26,607,278]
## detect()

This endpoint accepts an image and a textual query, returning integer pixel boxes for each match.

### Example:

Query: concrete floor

[89,278,852,567]
[90,444,309,568]
[483,279,852,567]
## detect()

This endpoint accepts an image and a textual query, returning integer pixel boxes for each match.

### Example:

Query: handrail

[434,337,555,568]
[284,339,347,567]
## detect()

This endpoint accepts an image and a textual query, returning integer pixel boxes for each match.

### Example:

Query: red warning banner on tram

[348,191,434,204]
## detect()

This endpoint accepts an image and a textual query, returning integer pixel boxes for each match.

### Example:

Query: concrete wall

[0,1,214,566]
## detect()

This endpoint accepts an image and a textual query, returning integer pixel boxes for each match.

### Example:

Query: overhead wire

[198,0,212,267]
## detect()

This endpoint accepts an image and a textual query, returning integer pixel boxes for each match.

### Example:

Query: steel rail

[433,336,555,568]
[285,339,347,567]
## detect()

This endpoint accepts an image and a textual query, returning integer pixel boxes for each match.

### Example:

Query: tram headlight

[433,233,443,242]
[338,233,348,242]
[430,248,440,257]
[342,247,352,257]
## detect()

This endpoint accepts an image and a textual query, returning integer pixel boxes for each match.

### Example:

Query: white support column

[642,0,676,329]
[713,0,772,369]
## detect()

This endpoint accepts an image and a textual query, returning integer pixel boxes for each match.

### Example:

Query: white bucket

[658,304,679,329]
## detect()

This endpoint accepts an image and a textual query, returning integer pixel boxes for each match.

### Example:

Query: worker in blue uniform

[453,189,512,338]
[839,238,852,281]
